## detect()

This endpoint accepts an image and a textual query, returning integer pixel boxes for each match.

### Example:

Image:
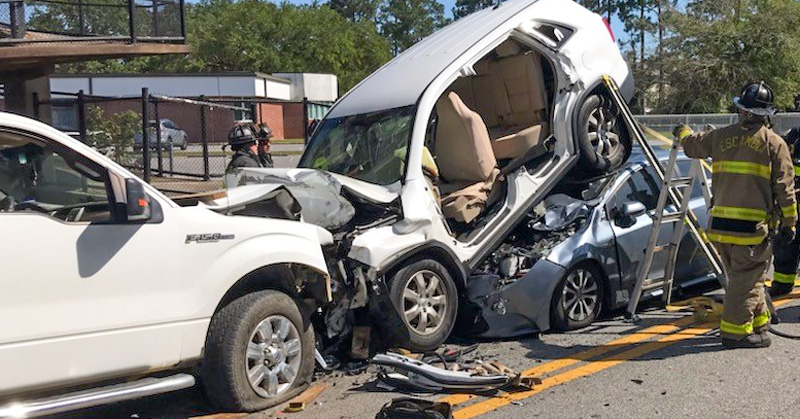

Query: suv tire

[576,94,632,174]
[389,259,457,352]
[202,290,314,412]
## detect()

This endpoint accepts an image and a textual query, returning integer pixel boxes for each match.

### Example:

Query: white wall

[265,79,291,100]
[273,73,338,102]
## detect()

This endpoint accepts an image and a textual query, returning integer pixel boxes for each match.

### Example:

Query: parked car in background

[226,0,635,352]
[134,118,189,151]
[461,149,717,337]
[0,111,331,417]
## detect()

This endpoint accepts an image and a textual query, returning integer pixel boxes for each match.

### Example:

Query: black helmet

[228,122,257,146]
[255,123,274,140]
[733,81,777,116]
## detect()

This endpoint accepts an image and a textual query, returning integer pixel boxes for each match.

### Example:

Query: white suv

[0,112,331,417]
[228,0,634,352]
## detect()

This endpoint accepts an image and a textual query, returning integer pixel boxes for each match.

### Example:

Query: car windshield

[298,106,415,185]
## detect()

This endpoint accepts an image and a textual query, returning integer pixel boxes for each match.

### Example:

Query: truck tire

[389,259,457,352]
[202,290,314,412]
[576,94,632,174]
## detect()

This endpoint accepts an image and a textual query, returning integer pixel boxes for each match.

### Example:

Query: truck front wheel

[202,290,314,412]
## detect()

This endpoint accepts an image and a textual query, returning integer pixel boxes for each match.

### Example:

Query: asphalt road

[48,288,800,419]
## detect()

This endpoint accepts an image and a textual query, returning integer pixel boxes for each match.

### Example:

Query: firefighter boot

[721,333,771,349]
[769,281,794,298]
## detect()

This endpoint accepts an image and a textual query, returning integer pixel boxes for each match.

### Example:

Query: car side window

[628,169,659,211]
[0,131,115,223]
[606,177,636,212]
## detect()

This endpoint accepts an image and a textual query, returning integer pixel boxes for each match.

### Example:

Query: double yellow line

[437,290,800,419]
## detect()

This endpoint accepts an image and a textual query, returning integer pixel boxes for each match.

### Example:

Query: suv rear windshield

[299,106,415,186]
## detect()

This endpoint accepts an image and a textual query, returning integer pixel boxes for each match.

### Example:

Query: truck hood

[224,168,400,231]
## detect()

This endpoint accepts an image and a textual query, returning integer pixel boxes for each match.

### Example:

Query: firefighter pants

[716,240,772,340]
[772,231,800,286]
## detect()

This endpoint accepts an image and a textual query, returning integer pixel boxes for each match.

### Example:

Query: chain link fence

[34,90,329,195]
[0,0,185,45]
[636,113,800,137]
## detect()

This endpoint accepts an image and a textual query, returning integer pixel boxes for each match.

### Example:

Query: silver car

[462,148,717,338]
[134,119,189,151]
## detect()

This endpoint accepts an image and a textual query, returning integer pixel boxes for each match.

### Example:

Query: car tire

[202,290,314,412]
[180,140,188,151]
[576,94,632,174]
[550,263,604,331]
[388,258,458,352]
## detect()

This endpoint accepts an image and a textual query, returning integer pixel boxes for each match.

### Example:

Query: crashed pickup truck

[224,0,637,351]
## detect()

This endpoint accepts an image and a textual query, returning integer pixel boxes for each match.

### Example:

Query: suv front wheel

[389,259,458,352]
[202,290,314,412]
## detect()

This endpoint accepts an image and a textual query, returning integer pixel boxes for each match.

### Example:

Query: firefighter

[254,123,275,168]
[226,122,263,172]
[771,126,800,297]
[673,81,797,349]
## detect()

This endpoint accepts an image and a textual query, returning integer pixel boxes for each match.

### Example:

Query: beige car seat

[435,92,500,224]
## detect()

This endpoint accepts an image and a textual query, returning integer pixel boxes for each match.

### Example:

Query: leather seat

[435,92,500,224]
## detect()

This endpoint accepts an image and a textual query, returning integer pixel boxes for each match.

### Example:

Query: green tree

[86,106,140,165]
[452,0,494,19]
[54,1,393,94]
[659,0,800,113]
[379,0,447,53]
[329,0,381,22]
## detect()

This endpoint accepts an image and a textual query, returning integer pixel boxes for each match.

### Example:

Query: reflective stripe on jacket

[681,120,797,245]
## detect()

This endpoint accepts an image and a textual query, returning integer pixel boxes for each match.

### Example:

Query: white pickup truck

[0,112,332,417]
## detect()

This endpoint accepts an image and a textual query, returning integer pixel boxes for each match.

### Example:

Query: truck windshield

[299,106,415,186]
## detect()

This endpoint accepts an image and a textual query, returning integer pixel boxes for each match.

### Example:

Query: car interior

[0,132,112,222]
[424,38,557,236]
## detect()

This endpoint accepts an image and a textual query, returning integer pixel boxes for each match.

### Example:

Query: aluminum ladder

[600,76,727,321]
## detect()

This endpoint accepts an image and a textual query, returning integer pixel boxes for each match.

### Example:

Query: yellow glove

[672,124,693,141]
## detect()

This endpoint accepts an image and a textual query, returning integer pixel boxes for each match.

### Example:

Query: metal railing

[636,113,800,136]
[0,0,186,45]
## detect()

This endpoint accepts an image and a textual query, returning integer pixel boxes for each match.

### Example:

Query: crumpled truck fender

[181,221,329,361]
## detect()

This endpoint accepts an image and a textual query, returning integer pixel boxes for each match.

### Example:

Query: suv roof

[328,0,541,118]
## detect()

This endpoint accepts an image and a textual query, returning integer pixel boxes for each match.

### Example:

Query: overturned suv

[227,0,634,351]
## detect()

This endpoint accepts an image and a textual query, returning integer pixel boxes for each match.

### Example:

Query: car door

[0,128,189,393]
[605,167,674,295]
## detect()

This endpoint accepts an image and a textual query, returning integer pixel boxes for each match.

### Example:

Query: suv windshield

[299,106,415,185]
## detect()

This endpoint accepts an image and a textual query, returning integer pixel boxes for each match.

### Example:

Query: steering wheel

[14,200,50,214]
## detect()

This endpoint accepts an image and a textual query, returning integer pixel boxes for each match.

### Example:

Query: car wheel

[180,140,188,151]
[389,259,458,352]
[550,263,604,331]
[202,290,314,412]
[576,94,632,174]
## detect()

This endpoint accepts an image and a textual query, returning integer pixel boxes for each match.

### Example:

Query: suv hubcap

[402,270,447,336]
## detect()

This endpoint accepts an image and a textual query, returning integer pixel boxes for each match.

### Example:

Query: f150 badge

[186,233,235,244]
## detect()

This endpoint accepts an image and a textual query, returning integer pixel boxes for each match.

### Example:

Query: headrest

[496,41,523,58]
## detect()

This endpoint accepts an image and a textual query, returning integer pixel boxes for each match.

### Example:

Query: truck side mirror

[125,178,152,222]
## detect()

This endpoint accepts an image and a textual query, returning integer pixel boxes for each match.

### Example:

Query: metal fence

[635,113,800,137]
[34,90,329,194]
[0,0,185,45]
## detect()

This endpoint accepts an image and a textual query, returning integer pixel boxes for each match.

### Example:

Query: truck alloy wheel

[245,315,302,398]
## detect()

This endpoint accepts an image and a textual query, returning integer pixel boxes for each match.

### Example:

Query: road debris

[375,398,453,419]
[285,383,328,413]
[371,351,541,395]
